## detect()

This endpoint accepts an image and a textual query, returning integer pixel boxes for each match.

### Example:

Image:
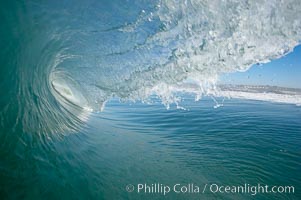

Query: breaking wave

[1,0,301,135]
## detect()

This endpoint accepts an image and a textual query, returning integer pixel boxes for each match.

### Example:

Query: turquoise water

[1,0,301,199]
[1,97,301,199]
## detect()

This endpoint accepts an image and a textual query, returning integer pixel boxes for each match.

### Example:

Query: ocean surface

[1,97,301,199]
[1,0,301,199]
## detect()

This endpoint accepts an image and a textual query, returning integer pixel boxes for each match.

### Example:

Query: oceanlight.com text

[125,183,295,196]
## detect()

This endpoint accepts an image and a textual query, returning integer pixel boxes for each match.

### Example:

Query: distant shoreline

[218,84,301,95]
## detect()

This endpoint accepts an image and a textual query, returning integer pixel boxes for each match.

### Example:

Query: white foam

[49,71,93,122]
[218,90,301,106]
[49,0,301,110]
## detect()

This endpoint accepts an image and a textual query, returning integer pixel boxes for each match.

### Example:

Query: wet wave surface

[1,0,301,134]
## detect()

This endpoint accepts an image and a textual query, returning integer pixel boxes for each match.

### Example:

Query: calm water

[1,97,300,199]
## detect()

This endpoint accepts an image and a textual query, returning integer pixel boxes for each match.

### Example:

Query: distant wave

[1,0,301,135]
[164,84,301,107]
[217,85,301,106]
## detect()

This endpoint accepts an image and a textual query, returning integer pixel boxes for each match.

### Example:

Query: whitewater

[1,0,301,135]
[48,0,301,109]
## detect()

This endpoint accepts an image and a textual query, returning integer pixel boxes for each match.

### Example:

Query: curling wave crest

[47,0,301,110]
[3,0,301,135]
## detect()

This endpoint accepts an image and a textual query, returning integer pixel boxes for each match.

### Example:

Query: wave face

[0,0,301,135]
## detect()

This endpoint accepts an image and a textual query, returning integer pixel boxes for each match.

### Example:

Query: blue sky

[220,45,301,88]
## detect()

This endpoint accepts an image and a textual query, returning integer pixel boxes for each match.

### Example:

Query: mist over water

[0,0,301,199]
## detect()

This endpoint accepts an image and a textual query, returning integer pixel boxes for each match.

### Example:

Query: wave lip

[29,0,301,111]
[2,0,301,137]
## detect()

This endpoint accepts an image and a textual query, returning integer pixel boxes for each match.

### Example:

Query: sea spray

[1,0,301,135]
